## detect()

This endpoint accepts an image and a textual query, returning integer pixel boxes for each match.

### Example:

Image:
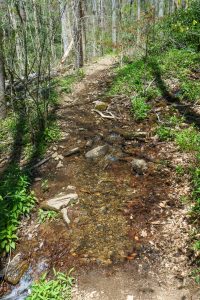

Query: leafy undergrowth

[38,208,58,224]
[109,49,200,105]
[55,69,85,94]
[0,116,17,154]
[27,269,74,300]
[0,118,60,254]
[0,72,82,254]
[0,167,36,253]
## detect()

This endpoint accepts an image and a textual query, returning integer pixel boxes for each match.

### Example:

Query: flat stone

[85,145,109,159]
[5,253,29,285]
[131,158,147,175]
[41,193,78,211]
[61,207,71,225]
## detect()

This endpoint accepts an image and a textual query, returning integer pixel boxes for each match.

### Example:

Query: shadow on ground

[148,58,200,128]
[0,94,58,270]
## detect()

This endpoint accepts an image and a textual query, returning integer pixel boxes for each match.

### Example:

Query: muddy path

[3,56,200,299]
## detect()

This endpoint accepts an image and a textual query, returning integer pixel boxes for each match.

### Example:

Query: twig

[145,78,155,92]
[155,112,164,124]
[92,109,116,119]
[30,155,51,170]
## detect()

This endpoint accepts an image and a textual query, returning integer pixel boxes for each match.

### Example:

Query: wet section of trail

[5,57,200,299]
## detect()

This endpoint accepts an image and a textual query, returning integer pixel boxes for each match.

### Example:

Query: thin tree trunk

[112,0,117,49]
[0,0,6,118]
[92,0,97,57]
[9,2,23,76]
[82,2,87,61]
[158,0,164,17]
[98,0,104,55]
[137,0,141,44]
[73,0,83,68]
[59,0,69,54]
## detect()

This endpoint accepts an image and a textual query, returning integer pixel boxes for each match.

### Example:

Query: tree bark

[73,0,84,68]
[59,0,69,54]
[137,0,141,44]
[92,0,97,57]
[0,0,6,118]
[158,0,164,17]
[112,0,117,49]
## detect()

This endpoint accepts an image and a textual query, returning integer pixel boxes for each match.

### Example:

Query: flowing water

[1,260,48,300]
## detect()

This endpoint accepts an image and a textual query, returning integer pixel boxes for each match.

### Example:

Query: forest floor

[1,56,200,300]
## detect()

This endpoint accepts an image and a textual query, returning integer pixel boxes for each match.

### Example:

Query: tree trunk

[112,0,117,49]
[73,0,84,68]
[59,0,69,54]
[92,0,97,57]
[158,0,164,17]
[0,1,6,118]
[98,0,104,55]
[137,0,141,44]
[8,2,24,77]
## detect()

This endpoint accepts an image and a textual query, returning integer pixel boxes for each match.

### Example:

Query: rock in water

[85,145,109,159]
[131,158,147,175]
[41,193,78,211]
[5,253,29,285]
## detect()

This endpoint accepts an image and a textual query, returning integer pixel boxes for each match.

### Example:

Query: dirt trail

[16,56,199,299]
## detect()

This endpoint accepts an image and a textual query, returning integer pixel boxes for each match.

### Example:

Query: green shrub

[131,96,150,120]
[44,123,61,143]
[168,115,185,127]
[0,167,36,253]
[175,165,185,175]
[27,269,74,300]
[156,125,173,141]
[175,127,200,151]
[150,0,200,53]
[57,71,85,94]
[38,209,58,224]
[0,116,17,153]
[191,268,200,284]
[109,59,153,96]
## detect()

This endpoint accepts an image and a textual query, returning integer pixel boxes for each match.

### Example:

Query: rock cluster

[41,186,78,225]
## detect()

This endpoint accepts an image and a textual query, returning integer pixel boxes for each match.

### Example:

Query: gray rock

[85,145,109,159]
[131,158,147,175]
[5,253,29,285]
[61,207,71,225]
[41,193,78,211]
